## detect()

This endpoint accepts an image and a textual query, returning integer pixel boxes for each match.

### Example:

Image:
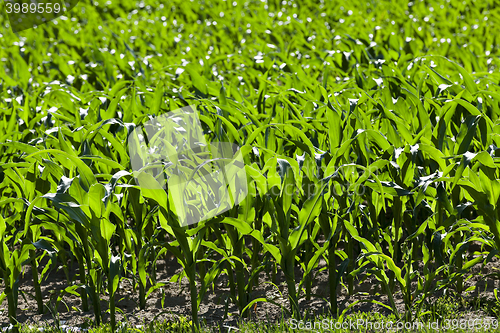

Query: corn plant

[0,213,33,332]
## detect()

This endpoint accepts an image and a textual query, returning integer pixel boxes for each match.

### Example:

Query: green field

[1,0,500,332]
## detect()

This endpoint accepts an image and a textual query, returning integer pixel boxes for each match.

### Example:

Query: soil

[1,249,499,331]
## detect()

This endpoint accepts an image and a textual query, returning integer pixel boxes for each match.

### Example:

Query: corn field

[1,0,500,331]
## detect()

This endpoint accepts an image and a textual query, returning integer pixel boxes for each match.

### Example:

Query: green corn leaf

[109,254,121,295]
[26,149,97,193]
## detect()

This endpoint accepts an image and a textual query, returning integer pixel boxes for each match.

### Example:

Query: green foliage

[1,0,500,331]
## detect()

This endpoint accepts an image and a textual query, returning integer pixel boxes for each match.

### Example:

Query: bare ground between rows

[1,255,499,329]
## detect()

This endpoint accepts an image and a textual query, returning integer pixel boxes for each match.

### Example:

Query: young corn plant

[204,208,253,317]
[459,167,500,252]
[1,162,46,314]
[0,213,34,333]
[227,162,324,319]
[137,171,221,333]
[83,183,122,332]
[317,191,345,318]
[344,219,403,320]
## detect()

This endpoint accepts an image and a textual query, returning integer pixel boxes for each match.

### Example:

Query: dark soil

[1,250,499,330]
